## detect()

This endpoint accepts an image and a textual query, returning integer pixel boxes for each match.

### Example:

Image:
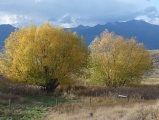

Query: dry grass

[0,75,12,93]
[142,78,159,85]
[69,85,159,100]
[46,98,159,120]
[0,75,47,96]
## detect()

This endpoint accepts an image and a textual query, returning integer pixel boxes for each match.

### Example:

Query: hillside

[0,24,16,50]
[67,20,159,50]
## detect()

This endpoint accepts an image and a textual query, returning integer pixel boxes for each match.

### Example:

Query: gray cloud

[143,6,159,18]
[59,14,73,23]
[144,6,158,13]
[0,0,159,27]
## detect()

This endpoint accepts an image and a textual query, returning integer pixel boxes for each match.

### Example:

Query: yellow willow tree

[0,23,88,92]
[89,30,151,87]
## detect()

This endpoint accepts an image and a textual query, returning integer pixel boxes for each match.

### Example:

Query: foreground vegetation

[0,89,159,120]
[0,95,67,120]
[0,76,67,120]
[1,77,159,120]
[46,98,159,120]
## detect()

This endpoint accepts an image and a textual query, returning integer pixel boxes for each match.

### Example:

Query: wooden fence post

[104,91,106,99]
[56,97,58,106]
[9,99,11,111]
[127,91,129,101]
[90,97,92,105]
[96,92,98,97]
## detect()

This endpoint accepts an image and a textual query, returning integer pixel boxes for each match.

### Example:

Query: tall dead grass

[65,85,159,100]
[0,75,47,96]
[46,98,159,120]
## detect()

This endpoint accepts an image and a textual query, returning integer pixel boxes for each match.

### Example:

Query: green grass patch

[0,95,68,120]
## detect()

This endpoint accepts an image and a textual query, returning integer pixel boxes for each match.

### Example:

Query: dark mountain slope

[67,20,159,49]
[0,24,16,50]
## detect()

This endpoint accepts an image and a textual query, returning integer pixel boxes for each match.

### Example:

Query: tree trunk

[42,78,59,93]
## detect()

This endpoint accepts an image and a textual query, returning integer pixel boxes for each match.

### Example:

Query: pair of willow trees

[0,23,151,92]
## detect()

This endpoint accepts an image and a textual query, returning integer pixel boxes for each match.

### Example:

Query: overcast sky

[0,0,159,28]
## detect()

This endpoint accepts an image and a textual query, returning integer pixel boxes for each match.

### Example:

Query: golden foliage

[89,30,152,87]
[0,23,88,86]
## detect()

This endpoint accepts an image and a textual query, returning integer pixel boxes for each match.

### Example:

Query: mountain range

[0,20,159,50]
[66,20,159,50]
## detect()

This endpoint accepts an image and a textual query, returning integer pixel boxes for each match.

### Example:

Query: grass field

[46,98,159,120]
[0,94,67,120]
[1,50,159,120]
[1,83,159,120]
[0,76,68,120]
